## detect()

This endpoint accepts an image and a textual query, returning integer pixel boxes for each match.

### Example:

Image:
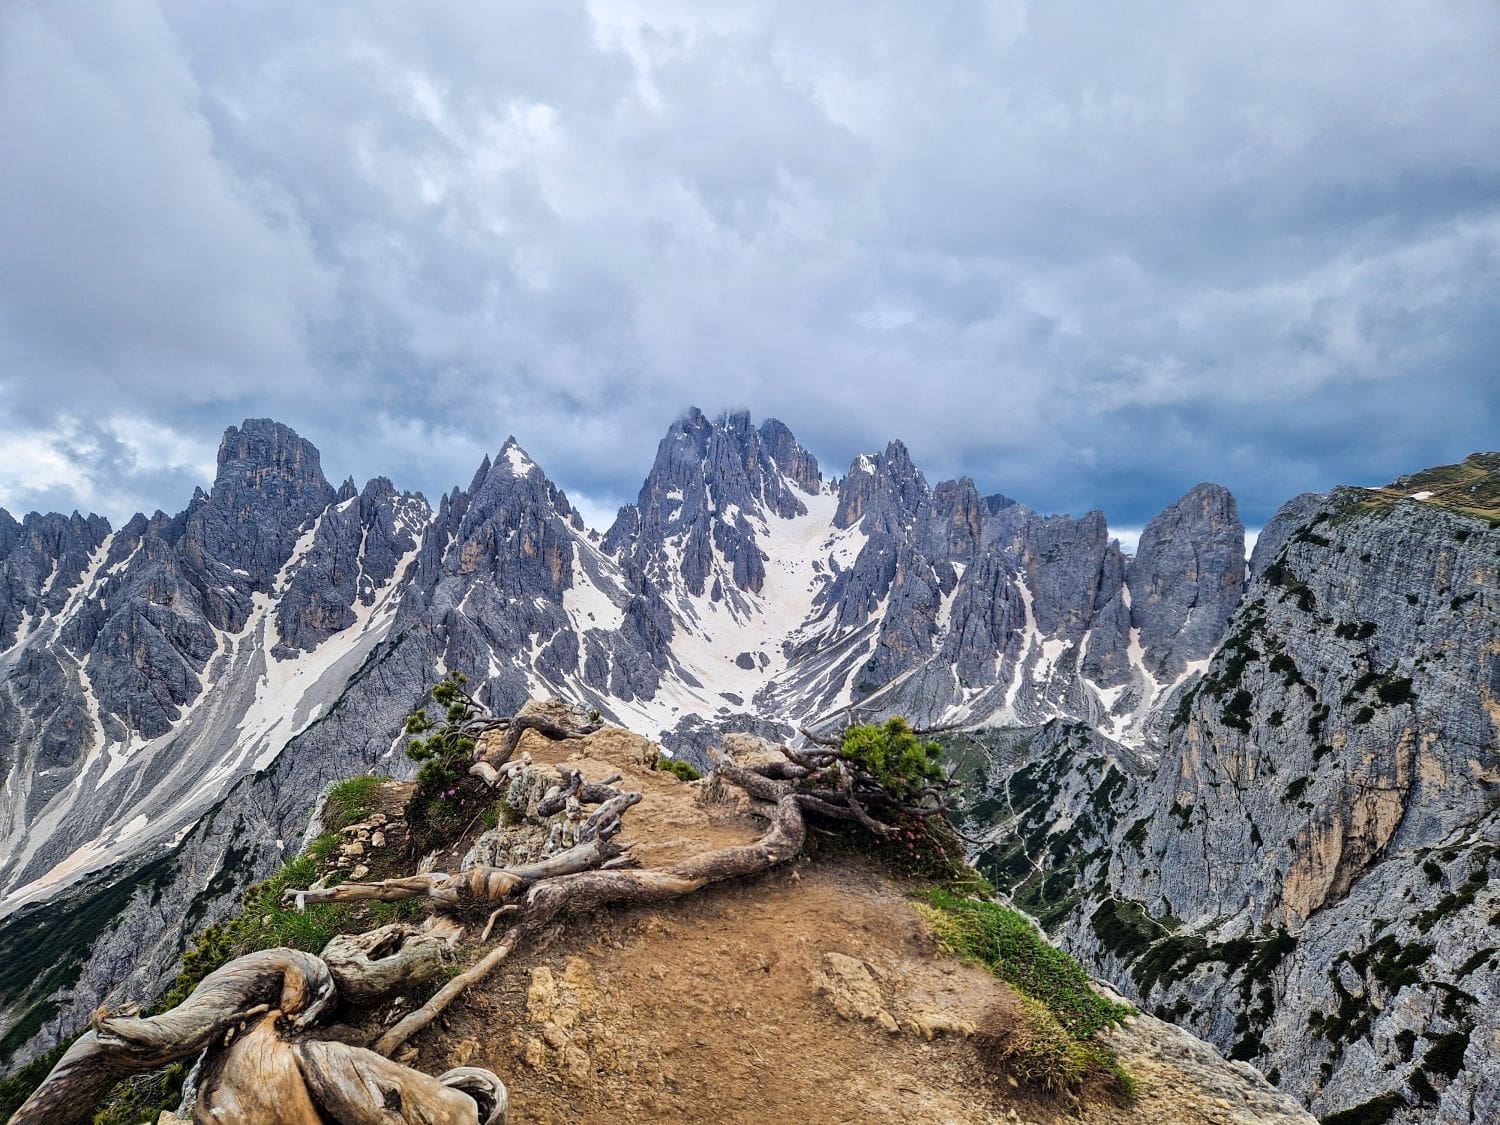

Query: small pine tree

[403,673,492,849]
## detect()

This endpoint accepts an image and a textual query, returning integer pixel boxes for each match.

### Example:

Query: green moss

[922,891,1130,1039]
[922,892,1135,1099]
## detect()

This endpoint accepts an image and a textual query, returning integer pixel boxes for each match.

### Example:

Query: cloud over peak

[2,0,1496,528]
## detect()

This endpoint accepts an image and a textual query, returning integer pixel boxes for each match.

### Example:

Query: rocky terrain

[0,412,1494,1122]
[422,723,1313,1124]
[958,457,1500,1123]
[14,713,1318,1124]
[0,410,1242,1073]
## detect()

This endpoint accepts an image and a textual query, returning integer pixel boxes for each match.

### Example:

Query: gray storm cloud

[1,0,1496,529]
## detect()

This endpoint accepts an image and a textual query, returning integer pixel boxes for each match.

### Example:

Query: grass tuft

[919,890,1131,1038]
[322,775,387,831]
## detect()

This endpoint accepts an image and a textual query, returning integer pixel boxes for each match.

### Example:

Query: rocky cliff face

[0,408,1248,1080]
[0,420,429,1062]
[959,458,1500,1124]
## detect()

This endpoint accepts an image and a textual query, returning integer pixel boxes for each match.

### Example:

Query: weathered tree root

[295,1042,507,1124]
[470,714,602,778]
[374,925,542,1057]
[320,923,454,1008]
[11,948,334,1125]
[195,1014,509,1124]
[534,766,625,815]
[283,835,630,909]
[371,757,809,1058]
[12,939,506,1125]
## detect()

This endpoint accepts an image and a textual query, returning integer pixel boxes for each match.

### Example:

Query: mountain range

[0,412,1494,1123]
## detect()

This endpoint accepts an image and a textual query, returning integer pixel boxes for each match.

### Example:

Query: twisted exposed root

[12,949,335,1125]
[15,940,508,1125]
[319,924,455,1007]
[281,836,627,909]
[475,715,601,775]
[371,759,809,1059]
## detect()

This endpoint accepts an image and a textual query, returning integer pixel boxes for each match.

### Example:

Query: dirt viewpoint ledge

[18,702,1314,1123]
[412,716,1312,1124]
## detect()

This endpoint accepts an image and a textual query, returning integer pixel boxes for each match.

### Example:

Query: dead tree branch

[14,938,508,1125]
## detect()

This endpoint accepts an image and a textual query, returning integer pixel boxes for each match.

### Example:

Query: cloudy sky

[2,1,1496,536]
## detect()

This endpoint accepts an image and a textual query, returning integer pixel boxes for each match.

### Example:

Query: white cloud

[0,0,1495,529]
[0,412,215,520]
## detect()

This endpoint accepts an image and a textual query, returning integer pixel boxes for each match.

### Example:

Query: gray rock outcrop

[960,469,1500,1124]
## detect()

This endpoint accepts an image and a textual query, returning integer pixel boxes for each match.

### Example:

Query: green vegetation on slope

[655,755,702,782]
[918,890,1134,1097]
[402,673,505,851]
[1334,452,1500,524]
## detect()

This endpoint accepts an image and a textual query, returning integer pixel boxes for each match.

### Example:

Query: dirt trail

[386,726,1311,1124]
[519,725,761,867]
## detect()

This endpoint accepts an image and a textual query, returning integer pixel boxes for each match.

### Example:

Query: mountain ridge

[1,412,1494,1123]
[0,409,1242,1070]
